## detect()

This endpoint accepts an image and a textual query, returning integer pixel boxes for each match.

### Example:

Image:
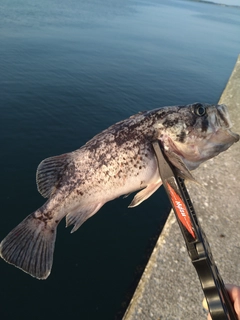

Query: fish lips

[211,128,239,154]
[225,129,239,143]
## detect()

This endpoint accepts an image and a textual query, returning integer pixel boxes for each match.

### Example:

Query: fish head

[157,103,239,171]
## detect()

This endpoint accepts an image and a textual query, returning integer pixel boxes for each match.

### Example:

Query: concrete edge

[123,211,176,319]
[123,54,240,320]
[219,54,240,106]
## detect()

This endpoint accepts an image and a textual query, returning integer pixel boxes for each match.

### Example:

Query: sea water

[0,0,239,319]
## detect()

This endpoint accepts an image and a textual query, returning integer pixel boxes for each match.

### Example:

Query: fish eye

[194,104,206,117]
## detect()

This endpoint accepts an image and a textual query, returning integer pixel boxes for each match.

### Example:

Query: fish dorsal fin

[36,153,70,198]
[164,149,197,183]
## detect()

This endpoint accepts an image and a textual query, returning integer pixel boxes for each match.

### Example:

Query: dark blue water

[0,0,239,319]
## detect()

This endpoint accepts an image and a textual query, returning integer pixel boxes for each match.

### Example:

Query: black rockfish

[0,103,239,279]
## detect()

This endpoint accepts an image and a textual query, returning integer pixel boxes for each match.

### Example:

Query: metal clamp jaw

[152,141,237,320]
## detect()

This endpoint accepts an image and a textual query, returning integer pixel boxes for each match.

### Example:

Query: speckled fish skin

[0,102,239,279]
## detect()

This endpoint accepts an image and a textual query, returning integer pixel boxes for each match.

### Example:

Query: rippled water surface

[0,0,239,319]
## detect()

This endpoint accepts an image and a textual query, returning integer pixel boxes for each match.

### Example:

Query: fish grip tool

[152,141,237,320]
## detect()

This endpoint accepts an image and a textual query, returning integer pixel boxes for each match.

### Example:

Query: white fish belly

[83,155,161,204]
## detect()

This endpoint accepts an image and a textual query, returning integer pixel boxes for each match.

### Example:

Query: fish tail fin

[0,213,57,280]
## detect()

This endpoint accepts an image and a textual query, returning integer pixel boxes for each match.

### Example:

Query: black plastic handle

[152,141,238,320]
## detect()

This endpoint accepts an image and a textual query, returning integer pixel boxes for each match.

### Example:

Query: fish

[0,103,239,279]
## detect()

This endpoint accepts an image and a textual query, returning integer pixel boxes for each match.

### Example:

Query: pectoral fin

[128,182,162,208]
[164,149,197,182]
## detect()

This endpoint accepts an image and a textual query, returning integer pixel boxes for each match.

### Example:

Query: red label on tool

[167,183,195,239]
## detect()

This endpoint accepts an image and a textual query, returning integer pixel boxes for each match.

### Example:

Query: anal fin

[66,203,103,233]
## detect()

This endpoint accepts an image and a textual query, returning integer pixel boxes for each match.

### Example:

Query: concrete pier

[123,55,240,320]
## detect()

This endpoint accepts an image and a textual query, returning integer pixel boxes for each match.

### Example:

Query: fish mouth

[227,129,240,142]
[210,127,239,146]
[214,104,239,142]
